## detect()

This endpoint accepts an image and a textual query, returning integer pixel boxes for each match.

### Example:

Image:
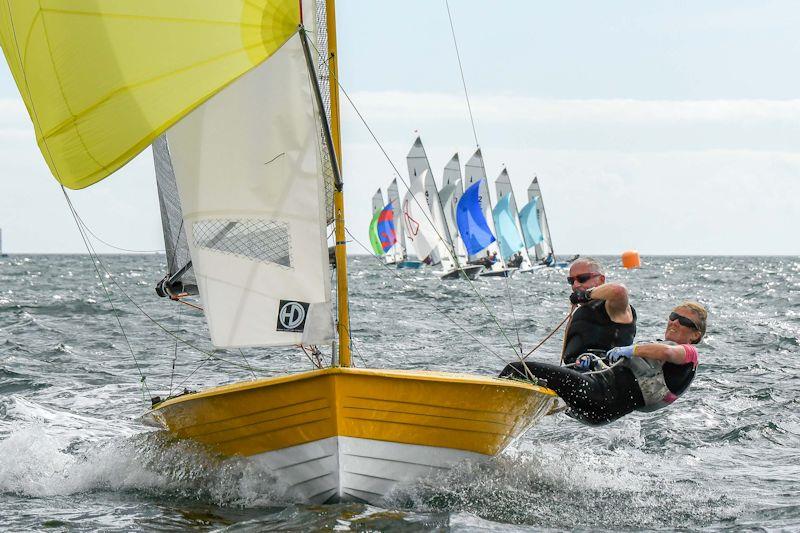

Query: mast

[324,0,352,367]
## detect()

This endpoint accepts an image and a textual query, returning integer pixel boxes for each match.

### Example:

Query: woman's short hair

[679,301,708,342]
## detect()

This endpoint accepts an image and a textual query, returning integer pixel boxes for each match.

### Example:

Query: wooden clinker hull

[144,367,556,503]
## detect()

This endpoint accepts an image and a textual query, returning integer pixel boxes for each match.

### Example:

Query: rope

[60,207,163,253]
[344,227,535,382]
[62,193,261,375]
[168,304,181,394]
[444,0,479,147]
[560,304,577,365]
[503,271,523,356]
[238,349,257,380]
[60,187,153,400]
[523,304,575,360]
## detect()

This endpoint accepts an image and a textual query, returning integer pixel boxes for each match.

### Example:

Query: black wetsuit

[562,300,637,365]
[499,344,698,425]
[499,361,644,425]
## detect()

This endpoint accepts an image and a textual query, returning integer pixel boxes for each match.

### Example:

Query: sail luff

[300,25,351,367]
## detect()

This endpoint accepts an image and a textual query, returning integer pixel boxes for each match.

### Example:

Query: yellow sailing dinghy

[0,0,555,503]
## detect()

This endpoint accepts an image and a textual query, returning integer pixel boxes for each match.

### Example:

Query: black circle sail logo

[277,300,310,332]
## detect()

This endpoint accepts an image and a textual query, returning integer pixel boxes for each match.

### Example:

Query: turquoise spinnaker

[492,195,525,260]
[519,197,544,248]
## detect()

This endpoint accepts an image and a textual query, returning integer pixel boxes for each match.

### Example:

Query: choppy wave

[1,254,799,530]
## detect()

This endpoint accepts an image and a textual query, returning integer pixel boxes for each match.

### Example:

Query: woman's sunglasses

[567,272,600,285]
[669,312,698,330]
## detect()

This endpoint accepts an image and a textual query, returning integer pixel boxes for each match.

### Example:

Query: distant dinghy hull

[145,367,556,504]
[440,264,484,280]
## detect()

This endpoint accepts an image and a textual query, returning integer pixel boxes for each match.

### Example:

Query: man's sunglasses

[567,273,600,285]
[669,312,698,330]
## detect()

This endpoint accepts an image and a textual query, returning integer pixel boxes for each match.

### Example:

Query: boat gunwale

[149,366,556,411]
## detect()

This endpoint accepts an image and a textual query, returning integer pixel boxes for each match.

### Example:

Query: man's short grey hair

[572,256,603,274]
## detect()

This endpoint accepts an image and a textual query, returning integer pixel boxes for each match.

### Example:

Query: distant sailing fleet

[368,137,576,279]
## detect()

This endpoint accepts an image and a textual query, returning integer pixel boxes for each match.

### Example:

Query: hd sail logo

[277,300,309,332]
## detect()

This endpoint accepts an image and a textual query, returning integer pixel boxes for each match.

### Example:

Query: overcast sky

[1,0,798,255]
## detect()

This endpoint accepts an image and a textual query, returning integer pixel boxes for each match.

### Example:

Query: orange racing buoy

[621,250,641,269]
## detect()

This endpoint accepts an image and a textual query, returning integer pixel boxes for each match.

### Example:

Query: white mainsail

[463,149,508,272]
[406,137,449,265]
[165,34,333,348]
[371,189,384,215]
[495,168,534,270]
[439,154,468,261]
[402,169,448,264]
[527,177,555,261]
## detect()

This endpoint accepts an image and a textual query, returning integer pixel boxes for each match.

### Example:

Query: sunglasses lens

[669,312,697,329]
[568,273,595,284]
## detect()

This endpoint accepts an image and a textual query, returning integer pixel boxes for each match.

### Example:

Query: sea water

[0,255,798,531]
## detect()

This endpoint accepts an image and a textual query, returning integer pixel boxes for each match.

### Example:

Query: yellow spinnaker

[0,0,299,189]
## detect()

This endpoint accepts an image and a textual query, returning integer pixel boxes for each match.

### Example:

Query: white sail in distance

[371,189,384,214]
[527,177,554,261]
[439,154,468,260]
[402,169,447,263]
[406,136,447,265]
[165,33,333,348]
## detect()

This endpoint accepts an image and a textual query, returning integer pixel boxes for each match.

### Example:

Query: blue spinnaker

[492,195,525,260]
[456,180,496,255]
[519,198,544,246]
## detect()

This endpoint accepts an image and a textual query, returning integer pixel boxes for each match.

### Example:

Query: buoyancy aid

[621,341,698,412]
[563,300,637,364]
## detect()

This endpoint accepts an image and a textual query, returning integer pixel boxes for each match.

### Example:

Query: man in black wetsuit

[561,257,636,365]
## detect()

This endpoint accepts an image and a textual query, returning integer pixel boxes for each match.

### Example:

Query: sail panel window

[193,219,292,268]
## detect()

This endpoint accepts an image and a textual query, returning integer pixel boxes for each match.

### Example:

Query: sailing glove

[570,289,591,305]
[607,345,636,362]
[575,354,593,370]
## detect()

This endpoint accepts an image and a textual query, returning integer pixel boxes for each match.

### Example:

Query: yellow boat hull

[145,367,556,502]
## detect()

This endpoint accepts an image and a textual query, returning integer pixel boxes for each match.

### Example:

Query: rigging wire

[60,187,153,400]
[168,303,181,394]
[344,226,536,382]
[441,4,529,361]
[307,39,522,359]
[63,207,164,253]
[62,192,260,375]
[445,0,479,147]
[238,349,257,379]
